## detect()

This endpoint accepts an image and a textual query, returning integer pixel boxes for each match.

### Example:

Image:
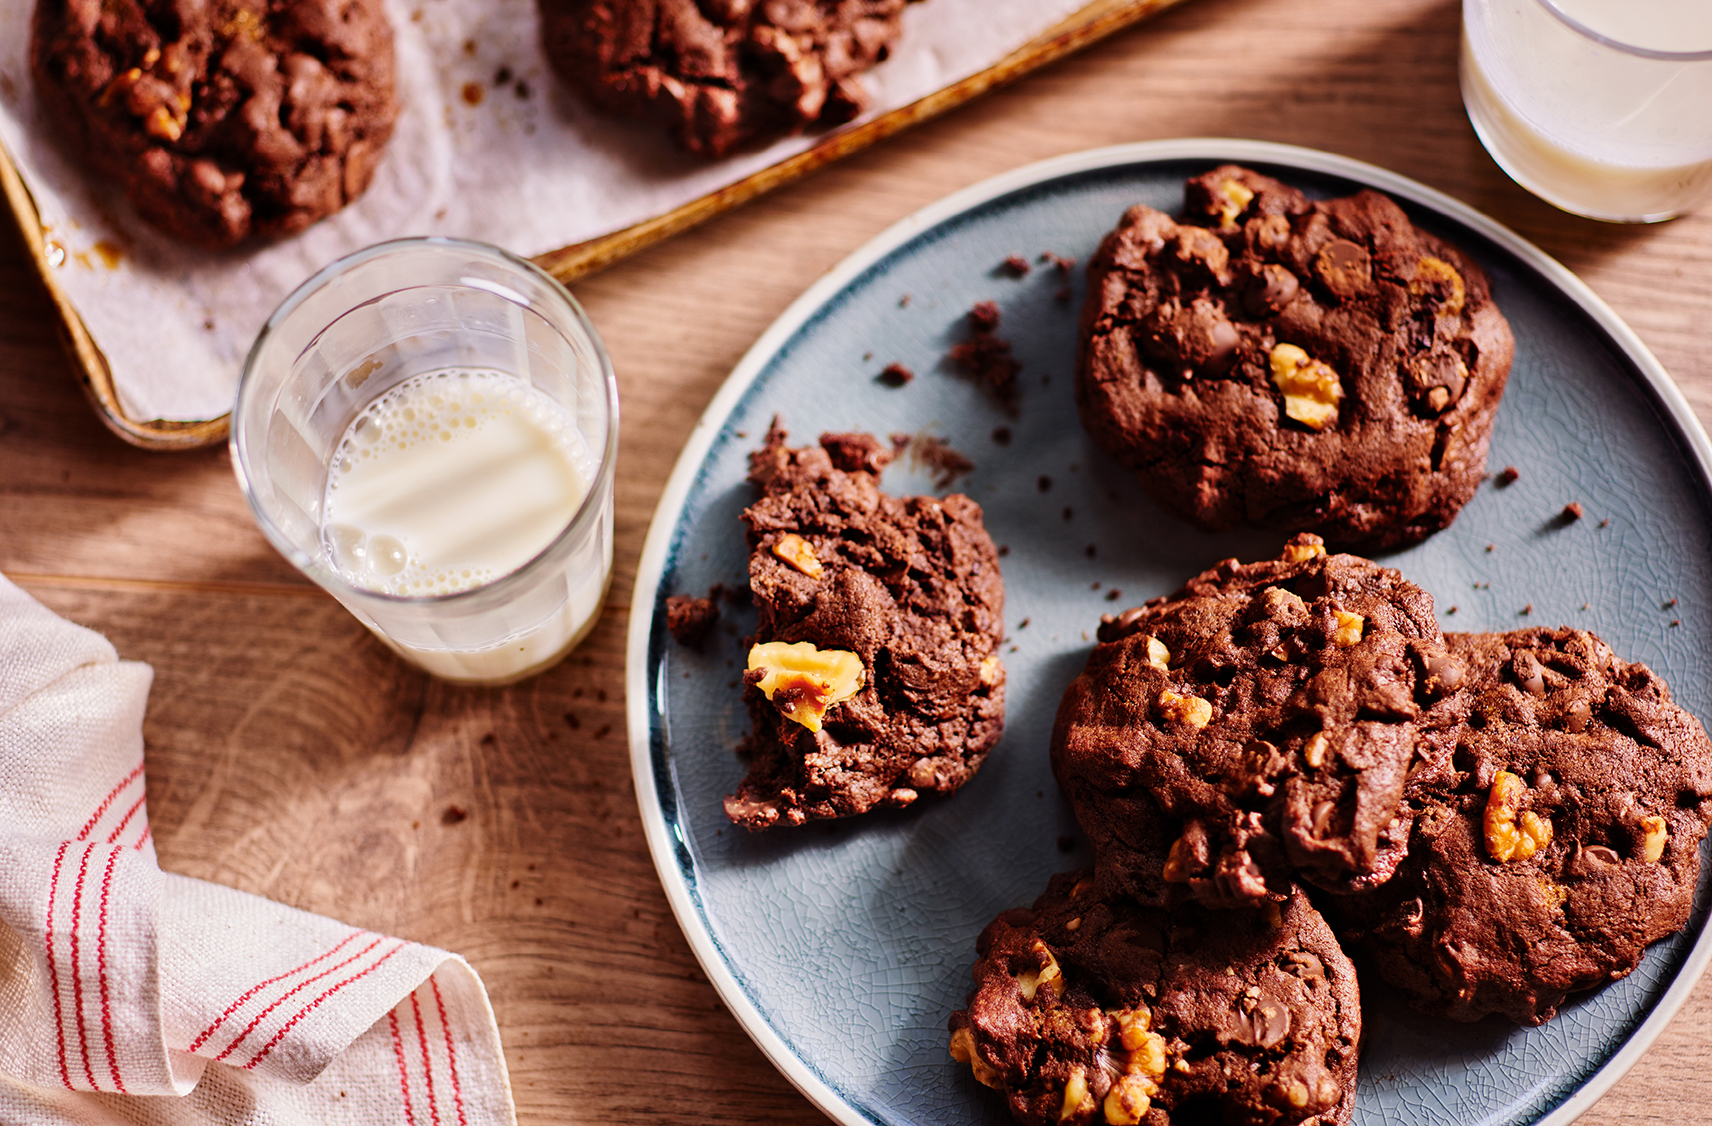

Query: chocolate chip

[1564,698,1592,733]
[1583,844,1621,866]
[1315,239,1372,299]
[1513,650,1546,696]
[1242,263,1299,316]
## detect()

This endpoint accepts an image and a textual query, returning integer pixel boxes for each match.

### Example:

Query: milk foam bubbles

[323,369,592,596]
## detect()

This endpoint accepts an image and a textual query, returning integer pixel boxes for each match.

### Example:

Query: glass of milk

[232,237,619,685]
[1462,0,1712,222]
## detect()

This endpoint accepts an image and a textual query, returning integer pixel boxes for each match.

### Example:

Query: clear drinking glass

[1461,0,1712,222]
[232,237,619,685]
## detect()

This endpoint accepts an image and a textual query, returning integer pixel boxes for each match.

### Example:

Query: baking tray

[0,0,1188,451]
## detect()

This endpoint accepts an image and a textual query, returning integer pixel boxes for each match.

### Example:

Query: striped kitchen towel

[0,575,515,1125]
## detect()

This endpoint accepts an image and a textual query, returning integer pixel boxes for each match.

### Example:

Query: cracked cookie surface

[539,0,919,157]
[950,870,1360,1126]
[723,423,1004,829]
[1051,535,1469,908]
[1324,626,1712,1024]
[32,0,396,248]
[1074,165,1514,550]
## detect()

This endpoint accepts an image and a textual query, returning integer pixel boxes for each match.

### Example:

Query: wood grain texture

[4,0,1712,1121]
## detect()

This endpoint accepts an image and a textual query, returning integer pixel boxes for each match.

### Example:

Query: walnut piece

[1304,731,1330,769]
[1331,610,1364,647]
[1060,1066,1094,1122]
[948,1026,1001,1088]
[1411,256,1466,315]
[771,533,824,578]
[1017,940,1064,1002]
[1269,343,1344,430]
[746,641,864,732]
[1641,814,1669,863]
[1162,835,1194,883]
[1158,689,1212,729]
[1145,636,1171,671]
[1484,770,1553,862]
[1209,177,1255,228]
[978,654,1002,686]
[1282,536,1326,564]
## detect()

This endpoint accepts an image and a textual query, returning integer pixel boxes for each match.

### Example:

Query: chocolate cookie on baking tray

[1324,626,1712,1025]
[540,0,920,158]
[949,870,1360,1126]
[722,423,1005,830]
[1050,535,1470,909]
[1075,164,1514,550]
[31,0,398,248]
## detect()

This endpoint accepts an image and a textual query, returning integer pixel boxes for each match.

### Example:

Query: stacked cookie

[950,535,1712,1125]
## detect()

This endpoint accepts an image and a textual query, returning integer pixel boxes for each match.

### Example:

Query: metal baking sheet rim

[623,137,1712,1126]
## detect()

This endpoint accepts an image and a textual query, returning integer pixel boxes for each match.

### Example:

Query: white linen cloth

[0,574,515,1125]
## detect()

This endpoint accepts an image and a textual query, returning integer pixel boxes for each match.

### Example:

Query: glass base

[1460,33,1712,223]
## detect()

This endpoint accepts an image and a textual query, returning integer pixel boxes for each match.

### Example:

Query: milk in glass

[1462,0,1712,220]
[321,368,607,682]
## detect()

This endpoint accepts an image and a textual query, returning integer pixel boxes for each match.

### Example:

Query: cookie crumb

[949,302,1020,414]
[1085,544,1097,558]
[1520,604,1533,616]
[1040,251,1076,275]
[1447,605,1458,614]
[1038,475,1052,492]
[991,426,1012,446]
[909,435,975,489]
[1665,598,1679,609]
[441,805,468,825]
[1062,505,1074,521]
[1485,544,1495,553]
[1599,518,1610,528]
[1017,618,1029,629]
[1001,255,1031,277]
[666,590,721,648]
[1562,502,1584,521]
[998,545,1010,557]
[1055,286,1073,304]
[1105,588,1121,601]
[1498,466,1520,486]
[878,362,914,387]
[898,293,912,307]
[1671,619,1682,628]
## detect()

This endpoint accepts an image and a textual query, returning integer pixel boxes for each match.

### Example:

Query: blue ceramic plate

[625,140,1712,1126]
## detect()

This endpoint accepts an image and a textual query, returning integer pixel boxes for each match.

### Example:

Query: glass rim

[1534,0,1712,62]
[230,234,620,609]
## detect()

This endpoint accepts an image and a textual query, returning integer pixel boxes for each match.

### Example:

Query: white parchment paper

[0,0,1089,422]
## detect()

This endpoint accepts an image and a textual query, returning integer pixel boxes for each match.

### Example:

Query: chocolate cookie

[723,423,1004,830]
[540,0,918,158]
[32,0,397,248]
[1325,627,1712,1024]
[1075,165,1514,550]
[950,871,1360,1126]
[1051,535,1469,908]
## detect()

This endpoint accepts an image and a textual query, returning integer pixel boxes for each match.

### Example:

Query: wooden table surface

[5,0,1712,1121]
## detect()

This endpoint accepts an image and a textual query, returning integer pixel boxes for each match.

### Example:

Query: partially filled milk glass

[1462,0,1712,221]
[233,238,618,684]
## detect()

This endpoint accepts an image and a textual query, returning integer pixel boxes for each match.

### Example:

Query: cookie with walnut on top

[722,423,1005,830]
[1324,626,1712,1025]
[1075,165,1514,550]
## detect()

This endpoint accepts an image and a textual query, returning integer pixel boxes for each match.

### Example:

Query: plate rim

[623,136,1712,1126]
